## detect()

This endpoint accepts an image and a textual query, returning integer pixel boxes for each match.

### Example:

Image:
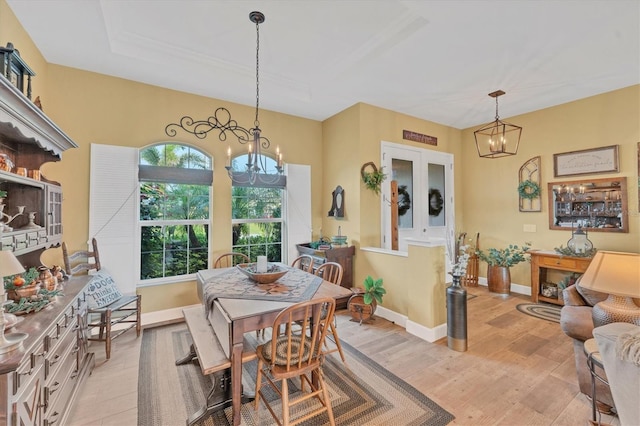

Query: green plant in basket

[4,266,39,291]
[363,275,385,305]
[476,242,531,267]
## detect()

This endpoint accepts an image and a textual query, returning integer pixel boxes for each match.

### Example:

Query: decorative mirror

[548,177,628,233]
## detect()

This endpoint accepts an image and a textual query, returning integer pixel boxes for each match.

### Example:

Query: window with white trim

[230,154,283,262]
[139,143,212,282]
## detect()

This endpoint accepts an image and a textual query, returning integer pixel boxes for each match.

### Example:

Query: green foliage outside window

[231,158,283,263]
[139,143,211,281]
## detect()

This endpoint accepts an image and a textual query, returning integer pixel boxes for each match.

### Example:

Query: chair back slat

[268,297,335,372]
[213,252,250,268]
[290,254,314,273]
[62,238,101,275]
[315,262,343,285]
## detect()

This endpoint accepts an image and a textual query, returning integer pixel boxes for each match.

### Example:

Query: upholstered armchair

[560,283,615,410]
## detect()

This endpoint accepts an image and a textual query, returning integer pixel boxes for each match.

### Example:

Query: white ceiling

[6,0,640,129]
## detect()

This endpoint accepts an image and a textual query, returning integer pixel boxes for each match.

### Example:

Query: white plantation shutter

[89,143,138,294]
[285,164,311,264]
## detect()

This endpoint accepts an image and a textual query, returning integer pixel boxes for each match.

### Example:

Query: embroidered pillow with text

[86,269,122,309]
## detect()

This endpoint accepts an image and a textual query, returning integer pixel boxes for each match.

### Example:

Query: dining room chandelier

[165,11,284,186]
[473,90,522,159]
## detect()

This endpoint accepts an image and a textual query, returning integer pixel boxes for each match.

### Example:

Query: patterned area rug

[138,323,454,426]
[516,303,562,323]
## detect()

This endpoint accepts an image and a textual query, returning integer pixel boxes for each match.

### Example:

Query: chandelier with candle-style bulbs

[473,90,522,159]
[165,11,285,186]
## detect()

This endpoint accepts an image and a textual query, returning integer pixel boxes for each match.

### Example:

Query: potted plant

[476,243,531,294]
[348,275,385,324]
[360,162,386,194]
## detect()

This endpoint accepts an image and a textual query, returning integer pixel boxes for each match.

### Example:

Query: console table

[0,276,94,426]
[530,250,592,306]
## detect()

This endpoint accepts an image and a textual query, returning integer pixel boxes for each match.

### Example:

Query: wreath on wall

[517,180,541,200]
[360,162,387,194]
[397,185,411,216]
[428,188,444,216]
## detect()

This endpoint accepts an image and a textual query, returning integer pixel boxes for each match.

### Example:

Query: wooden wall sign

[402,130,437,146]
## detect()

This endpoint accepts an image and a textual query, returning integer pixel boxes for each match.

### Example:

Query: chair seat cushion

[261,335,311,366]
[86,269,123,309]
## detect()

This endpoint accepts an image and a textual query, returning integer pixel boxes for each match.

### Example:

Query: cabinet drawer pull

[49,354,62,366]
[30,351,45,369]
[48,380,61,395]
[45,411,60,426]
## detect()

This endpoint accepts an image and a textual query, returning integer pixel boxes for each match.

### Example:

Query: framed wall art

[553,145,619,178]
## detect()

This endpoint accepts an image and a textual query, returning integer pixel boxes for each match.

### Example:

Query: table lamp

[578,251,640,326]
[0,250,27,354]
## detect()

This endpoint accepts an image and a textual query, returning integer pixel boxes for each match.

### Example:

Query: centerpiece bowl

[236,263,288,284]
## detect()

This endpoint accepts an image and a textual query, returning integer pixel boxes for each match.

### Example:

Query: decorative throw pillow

[86,269,123,309]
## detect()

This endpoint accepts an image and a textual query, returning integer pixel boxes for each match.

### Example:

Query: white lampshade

[579,251,640,326]
[0,250,25,279]
[579,251,640,297]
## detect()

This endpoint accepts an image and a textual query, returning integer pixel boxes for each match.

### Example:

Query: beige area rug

[516,303,562,323]
[138,323,453,426]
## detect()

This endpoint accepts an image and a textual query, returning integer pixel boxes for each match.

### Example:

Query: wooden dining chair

[62,238,141,360]
[254,297,336,426]
[213,252,250,268]
[290,254,315,273]
[315,262,343,286]
[313,262,346,363]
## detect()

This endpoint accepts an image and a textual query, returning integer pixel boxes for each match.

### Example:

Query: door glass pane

[392,159,413,228]
[428,163,445,226]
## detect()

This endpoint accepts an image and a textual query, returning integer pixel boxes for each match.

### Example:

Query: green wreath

[517,180,541,199]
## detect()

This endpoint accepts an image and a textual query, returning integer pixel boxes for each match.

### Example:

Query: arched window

[138,143,212,282]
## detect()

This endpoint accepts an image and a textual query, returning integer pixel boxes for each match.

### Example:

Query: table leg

[231,340,243,426]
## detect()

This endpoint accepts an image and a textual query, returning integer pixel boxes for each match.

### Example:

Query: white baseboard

[477,276,531,296]
[406,320,447,343]
[373,305,407,328]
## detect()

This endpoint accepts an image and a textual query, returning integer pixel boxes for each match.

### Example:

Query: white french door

[380,141,454,253]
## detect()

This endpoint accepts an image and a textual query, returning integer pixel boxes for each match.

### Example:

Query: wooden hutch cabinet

[0,76,75,264]
[0,73,94,425]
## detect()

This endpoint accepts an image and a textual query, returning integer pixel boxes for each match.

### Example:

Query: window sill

[137,274,198,288]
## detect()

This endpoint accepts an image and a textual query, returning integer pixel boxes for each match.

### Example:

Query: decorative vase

[38,266,57,291]
[487,265,511,294]
[447,275,467,352]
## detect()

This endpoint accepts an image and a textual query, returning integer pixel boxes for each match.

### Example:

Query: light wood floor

[67,286,619,425]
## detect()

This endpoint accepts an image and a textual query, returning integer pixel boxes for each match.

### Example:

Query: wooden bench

[176,305,256,425]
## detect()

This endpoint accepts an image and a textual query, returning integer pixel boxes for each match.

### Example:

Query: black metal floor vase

[447,275,468,352]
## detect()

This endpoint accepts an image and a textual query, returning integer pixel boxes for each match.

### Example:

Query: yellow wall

[35,65,323,312]
[3,1,639,324]
[0,0,50,108]
[358,245,447,328]
[460,85,640,287]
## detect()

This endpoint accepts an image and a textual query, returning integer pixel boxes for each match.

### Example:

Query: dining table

[195,265,353,426]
